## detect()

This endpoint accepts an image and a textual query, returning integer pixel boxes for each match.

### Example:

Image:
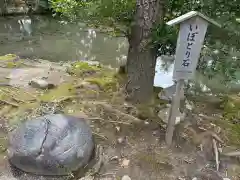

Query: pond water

[0,15,128,67]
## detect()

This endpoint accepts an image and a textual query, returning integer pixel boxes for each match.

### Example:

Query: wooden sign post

[165,11,221,146]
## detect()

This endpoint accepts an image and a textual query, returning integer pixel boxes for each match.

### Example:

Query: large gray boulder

[7,114,94,176]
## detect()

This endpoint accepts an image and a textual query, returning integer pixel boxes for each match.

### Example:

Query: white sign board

[173,17,208,80]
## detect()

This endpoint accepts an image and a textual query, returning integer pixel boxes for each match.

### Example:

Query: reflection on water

[0,15,128,67]
[154,56,174,88]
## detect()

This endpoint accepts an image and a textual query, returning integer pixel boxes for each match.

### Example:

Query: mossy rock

[40,82,77,102]
[0,54,26,68]
[0,54,18,61]
[86,72,119,92]
[66,61,101,76]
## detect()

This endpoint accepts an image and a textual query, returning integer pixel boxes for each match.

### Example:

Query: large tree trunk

[125,0,165,104]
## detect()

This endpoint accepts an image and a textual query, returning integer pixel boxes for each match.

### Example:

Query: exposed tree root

[185,126,224,145]
[79,145,104,180]
[82,100,142,123]
[88,117,132,125]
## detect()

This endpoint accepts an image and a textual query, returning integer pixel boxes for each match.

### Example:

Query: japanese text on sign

[182,24,199,67]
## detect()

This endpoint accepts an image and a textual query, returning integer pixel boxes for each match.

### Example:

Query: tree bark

[125,0,165,104]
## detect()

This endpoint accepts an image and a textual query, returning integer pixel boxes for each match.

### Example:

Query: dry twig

[92,132,108,140]
[88,117,132,125]
[221,151,240,157]
[0,99,19,107]
[79,145,104,180]
[0,88,25,103]
[11,86,38,99]
[212,139,219,171]
[54,95,78,103]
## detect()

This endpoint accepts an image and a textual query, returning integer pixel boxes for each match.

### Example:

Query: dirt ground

[0,54,240,180]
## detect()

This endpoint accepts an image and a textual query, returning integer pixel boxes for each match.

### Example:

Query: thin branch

[88,117,132,125]
[0,99,19,107]
[92,132,108,140]
[212,139,219,171]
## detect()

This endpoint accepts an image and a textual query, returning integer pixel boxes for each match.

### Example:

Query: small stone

[199,113,204,117]
[117,137,124,144]
[186,100,193,110]
[117,137,126,144]
[96,128,100,133]
[29,78,55,89]
[115,126,121,132]
[144,120,149,125]
[121,175,131,180]
[152,130,161,137]
[121,158,130,168]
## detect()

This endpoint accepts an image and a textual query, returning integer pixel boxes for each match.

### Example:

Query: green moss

[223,95,240,120]
[220,95,240,146]
[86,73,118,91]
[0,132,7,154]
[0,105,12,117]
[66,61,101,76]
[40,82,77,102]
[0,54,18,61]
[0,54,26,68]
[1,87,37,102]
[5,61,22,68]
[113,72,127,84]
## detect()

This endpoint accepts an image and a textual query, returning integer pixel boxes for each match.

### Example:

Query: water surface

[0,15,128,67]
